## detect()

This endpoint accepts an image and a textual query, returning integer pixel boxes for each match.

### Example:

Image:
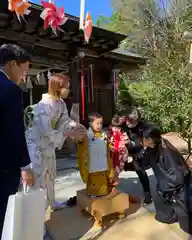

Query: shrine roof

[111,49,144,59]
[0,2,126,55]
[103,49,145,65]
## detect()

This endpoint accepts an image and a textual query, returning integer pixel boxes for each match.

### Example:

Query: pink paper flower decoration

[40,1,68,35]
[83,12,93,43]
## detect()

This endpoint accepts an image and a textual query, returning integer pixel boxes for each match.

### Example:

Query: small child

[77,112,114,197]
[109,114,129,181]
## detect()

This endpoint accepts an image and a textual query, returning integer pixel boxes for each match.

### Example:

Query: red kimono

[108,127,129,180]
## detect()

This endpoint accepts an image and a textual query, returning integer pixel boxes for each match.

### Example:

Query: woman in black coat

[119,108,152,204]
[142,125,192,239]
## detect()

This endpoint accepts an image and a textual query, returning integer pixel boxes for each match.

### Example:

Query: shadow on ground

[118,172,156,201]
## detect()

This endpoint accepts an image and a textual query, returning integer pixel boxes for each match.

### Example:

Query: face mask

[126,119,138,128]
[60,88,69,98]
[127,123,137,128]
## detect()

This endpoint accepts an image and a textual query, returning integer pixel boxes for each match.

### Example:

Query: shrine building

[0,1,145,126]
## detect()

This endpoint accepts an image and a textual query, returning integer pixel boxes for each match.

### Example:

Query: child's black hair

[143,124,161,145]
[115,109,127,117]
[111,114,122,128]
[88,112,103,123]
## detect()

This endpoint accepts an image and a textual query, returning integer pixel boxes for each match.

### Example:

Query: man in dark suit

[0,44,35,236]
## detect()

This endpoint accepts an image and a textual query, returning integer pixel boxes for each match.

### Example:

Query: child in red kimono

[109,115,129,181]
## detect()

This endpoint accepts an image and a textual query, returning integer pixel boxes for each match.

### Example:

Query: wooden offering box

[77,189,129,226]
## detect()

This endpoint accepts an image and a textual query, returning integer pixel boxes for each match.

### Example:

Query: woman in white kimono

[25,74,85,211]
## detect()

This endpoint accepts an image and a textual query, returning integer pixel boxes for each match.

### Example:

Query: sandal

[66,196,77,207]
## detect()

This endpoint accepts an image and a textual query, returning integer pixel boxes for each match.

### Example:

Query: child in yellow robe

[77,112,114,197]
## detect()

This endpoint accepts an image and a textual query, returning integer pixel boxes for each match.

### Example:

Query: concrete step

[46,206,188,240]
[98,209,187,240]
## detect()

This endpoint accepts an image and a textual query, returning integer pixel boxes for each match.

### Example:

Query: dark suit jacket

[0,71,31,177]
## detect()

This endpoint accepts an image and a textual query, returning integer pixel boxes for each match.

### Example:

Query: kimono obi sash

[87,128,108,173]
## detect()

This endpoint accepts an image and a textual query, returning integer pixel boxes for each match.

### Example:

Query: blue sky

[31,0,112,22]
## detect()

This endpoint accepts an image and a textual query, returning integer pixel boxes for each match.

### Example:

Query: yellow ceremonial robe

[77,129,114,197]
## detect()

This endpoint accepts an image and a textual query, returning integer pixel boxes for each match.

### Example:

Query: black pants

[154,175,192,234]
[124,159,151,194]
[0,172,20,238]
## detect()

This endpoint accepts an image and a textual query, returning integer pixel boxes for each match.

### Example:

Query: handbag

[1,187,46,240]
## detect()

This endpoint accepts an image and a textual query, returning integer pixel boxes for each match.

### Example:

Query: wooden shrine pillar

[68,62,80,118]
[111,68,118,114]
[0,0,11,28]
[0,0,8,13]
[69,62,80,103]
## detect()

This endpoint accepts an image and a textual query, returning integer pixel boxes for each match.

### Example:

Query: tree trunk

[187,138,191,155]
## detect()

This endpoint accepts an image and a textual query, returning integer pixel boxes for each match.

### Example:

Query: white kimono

[25,94,76,209]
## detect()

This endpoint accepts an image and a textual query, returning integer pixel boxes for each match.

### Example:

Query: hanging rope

[113,70,118,104]
[87,68,91,103]
[89,64,94,102]
[81,63,85,121]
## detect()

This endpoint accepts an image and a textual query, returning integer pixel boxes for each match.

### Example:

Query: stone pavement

[162,132,188,152]
[44,156,189,240]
